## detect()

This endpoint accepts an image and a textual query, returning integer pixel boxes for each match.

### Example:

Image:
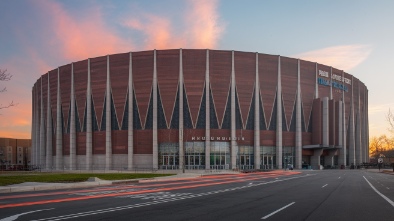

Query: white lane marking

[261,202,295,219]
[387,187,390,190]
[0,208,54,221]
[322,184,328,188]
[363,176,394,207]
[32,174,315,221]
[338,177,341,179]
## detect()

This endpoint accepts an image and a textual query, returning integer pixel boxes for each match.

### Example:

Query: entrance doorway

[238,145,254,170]
[210,142,230,170]
[260,146,276,169]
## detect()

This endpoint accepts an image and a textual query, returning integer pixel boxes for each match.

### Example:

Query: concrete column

[254,53,260,170]
[205,49,211,170]
[56,68,63,170]
[315,63,319,99]
[152,50,158,170]
[337,101,344,166]
[46,72,52,170]
[230,51,237,170]
[128,52,134,170]
[349,76,355,166]
[365,89,369,163]
[31,88,34,165]
[106,55,112,170]
[36,95,40,166]
[362,90,366,163]
[342,71,347,166]
[311,148,323,170]
[324,149,337,167]
[179,49,184,171]
[70,63,76,170]
[32,87,40,165]
[338,101,343,147]
[31,87,35,166]
[36,92,40,166]
[39,77,45,168]
[86,59,92,170]
[356,84,362,164]
[276,56,282,169]
[295,59,302,169]
[330,67,333,99]
[322,97,329,147]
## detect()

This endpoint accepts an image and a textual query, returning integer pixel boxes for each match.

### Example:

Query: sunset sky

[0,0,393,139]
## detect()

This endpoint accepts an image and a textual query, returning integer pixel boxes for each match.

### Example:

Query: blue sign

[317,77,348,92]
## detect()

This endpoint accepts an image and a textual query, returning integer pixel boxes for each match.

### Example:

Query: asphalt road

[0,170,393,221]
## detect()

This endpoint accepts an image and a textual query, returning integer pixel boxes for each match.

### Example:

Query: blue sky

[0,0,393,138]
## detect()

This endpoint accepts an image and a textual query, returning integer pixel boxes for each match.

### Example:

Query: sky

[0,0,393,139]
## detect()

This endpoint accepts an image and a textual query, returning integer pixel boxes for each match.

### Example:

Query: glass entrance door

[162,154,178,170]
[210,142,230,170]
[262,154,274,169]
[185,142,205,170]
[238,146,254,170]
[159,143,179,170]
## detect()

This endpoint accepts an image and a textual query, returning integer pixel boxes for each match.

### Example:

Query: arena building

[31,49,369,171]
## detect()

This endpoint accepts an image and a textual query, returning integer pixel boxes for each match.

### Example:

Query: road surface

[0,170,393,221]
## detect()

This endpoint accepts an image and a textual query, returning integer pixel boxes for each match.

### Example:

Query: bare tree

[369,135,393,158]
[0,69,16,109]
[387,108,394,134]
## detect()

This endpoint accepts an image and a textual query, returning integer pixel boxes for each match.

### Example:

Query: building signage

[318,70,351,85]
[318,78,348,92]
[318,70,329,77]
[191,136,245,141]
[318,69,351,92]
[332,74,351,85]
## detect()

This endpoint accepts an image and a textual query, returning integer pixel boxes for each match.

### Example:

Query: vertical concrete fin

[230,50,237,169]
[153,49,158,169]
[70,63,76,170]
[128,52,134,170]
[56,68,63,170]
[179,49,184,170]
[106,55,112,170]
[315,63,319,98]
[86,58,92,170]
[46,72,52,170]
[40,77,45,168]
[330,67,333,99]
[296,59,302,169]
[276,56,282,169]
[254,52,260,170]
[205,49,211,169]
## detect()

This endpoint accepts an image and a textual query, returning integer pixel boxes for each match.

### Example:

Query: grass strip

[0,173,174,186]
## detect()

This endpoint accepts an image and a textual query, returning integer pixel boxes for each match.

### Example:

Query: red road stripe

[0,171,300,209]
[0,172,288,200]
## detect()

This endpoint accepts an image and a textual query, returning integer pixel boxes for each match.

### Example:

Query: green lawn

[0,173,174,186]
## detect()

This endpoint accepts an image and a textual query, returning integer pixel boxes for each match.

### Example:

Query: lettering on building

[191,136,245,141]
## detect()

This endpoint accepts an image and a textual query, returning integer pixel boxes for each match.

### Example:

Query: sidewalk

[0,171,238,194]
[366,168,394,175]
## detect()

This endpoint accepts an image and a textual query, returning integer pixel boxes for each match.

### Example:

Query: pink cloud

[37,1,132,61]
[122,0,224,50]
[123,14,182,50]
[185,0,224,48]
[294,44,373,71]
